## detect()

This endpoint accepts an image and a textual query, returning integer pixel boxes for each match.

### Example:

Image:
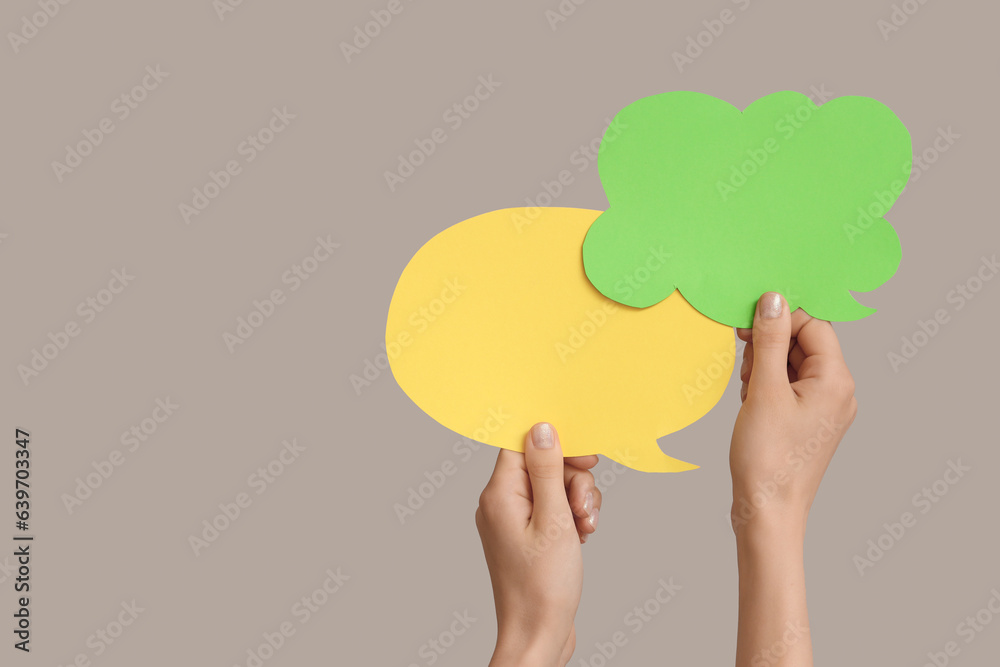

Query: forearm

[489,632,565,667]
[734,511,813,667]
[488,599,571,667]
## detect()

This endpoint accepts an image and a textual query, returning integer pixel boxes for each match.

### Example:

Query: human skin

[731,292,857,666]
[476,292,857,666]
[476,423,602,667]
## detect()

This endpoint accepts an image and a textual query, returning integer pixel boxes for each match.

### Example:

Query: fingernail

[531,422,554,449]
[740,384,748,402]
[759,293,783,320]
[583,492,594,516]
[581,533,588,544]
[589,507,600,530]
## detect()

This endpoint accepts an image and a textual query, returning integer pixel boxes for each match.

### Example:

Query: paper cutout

[582,91,912,328]
[386,207,734,473]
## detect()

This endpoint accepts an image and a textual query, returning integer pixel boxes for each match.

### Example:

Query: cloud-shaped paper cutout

[582,91,912,328]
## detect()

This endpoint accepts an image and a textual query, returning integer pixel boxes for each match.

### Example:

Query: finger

[788,343,806,373]
[747,293,793,396]
[486,447,528,488]
[565,467,602,542]
[565,466,602,522]
[565,454,599,470]
[741,336,795,382]
[576,508,600,543]
[483,448,531,505]
[740,325,797,349]
[740,342,753,383]
[788,307,813,335]
[524,423,572,520]
[792,318,847,384]
[792,315,844,360]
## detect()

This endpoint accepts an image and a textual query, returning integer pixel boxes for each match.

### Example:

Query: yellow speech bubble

[386,207,735,472]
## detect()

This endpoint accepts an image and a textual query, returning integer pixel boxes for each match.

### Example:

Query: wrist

[733,506,806,558]
[730,482,809,540]
[732,491,806,543]
[490,633,564,667]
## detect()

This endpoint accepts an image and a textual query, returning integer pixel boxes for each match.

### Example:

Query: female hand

[730,292,858,667]
[731,292,858,533]
[476,423,602,667]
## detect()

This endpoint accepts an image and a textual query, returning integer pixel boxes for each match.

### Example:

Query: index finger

[489,447,527,478]
[485,447,530,498]
[792,313,845,361]
[479,448,532,520]
[565,455,599,470]
[788,312,850,389]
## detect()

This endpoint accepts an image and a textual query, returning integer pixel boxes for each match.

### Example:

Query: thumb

[524,423,571,521]
[748,292,792,396]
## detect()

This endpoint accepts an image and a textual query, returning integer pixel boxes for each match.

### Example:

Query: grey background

[1,0,997,664]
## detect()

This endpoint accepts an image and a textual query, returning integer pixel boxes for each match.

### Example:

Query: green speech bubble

[582,91,912,328]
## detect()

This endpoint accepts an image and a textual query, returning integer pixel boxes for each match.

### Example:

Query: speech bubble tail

[604,444,699,474]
